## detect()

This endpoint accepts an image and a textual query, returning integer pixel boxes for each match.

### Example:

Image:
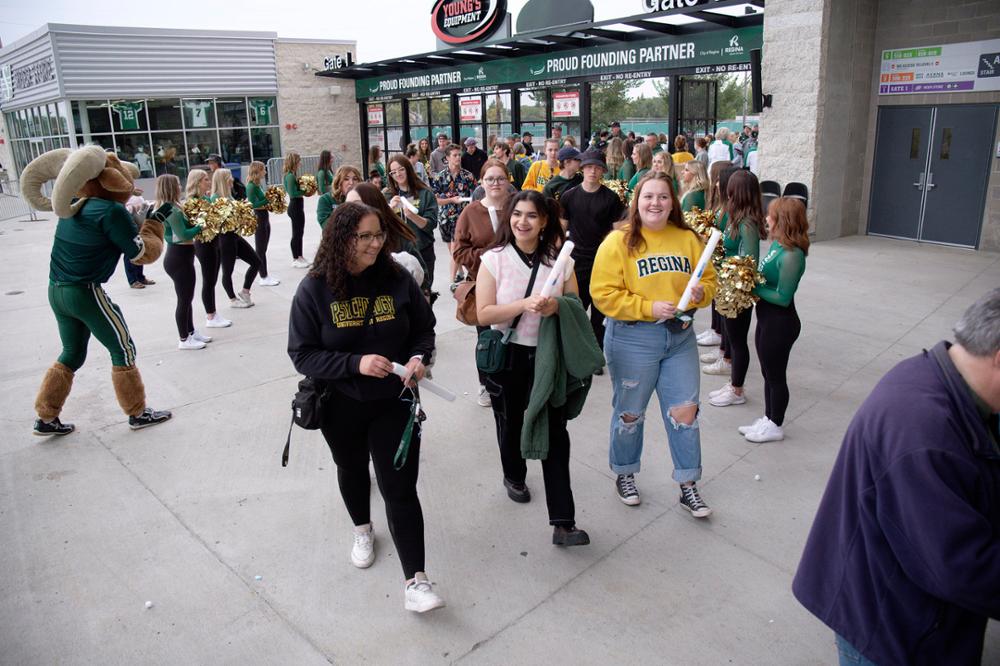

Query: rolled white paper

[658,228,722,322]
[487,206,499,233]
[455,196,472,203]
[539,240,575,298]
[391,362,457,402]
[400,197,419,214]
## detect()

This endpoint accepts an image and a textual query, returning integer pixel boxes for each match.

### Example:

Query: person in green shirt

[382,155,438,293]
[317,165,362,229]
[369,145,386,182]
[210,168,261,309]
[626,142,653,196]
[245,160,279,286]
[316,150,334,195]
[19,145,172,436]
[650,150,679,194]
[542,147,583,201]
[679,159,709,213]
[492,142,526,190]
[742,197,809,443]
[709,170,767,410]
[283,151,309,268]
[618,138,636,183]
[699,163,739,369]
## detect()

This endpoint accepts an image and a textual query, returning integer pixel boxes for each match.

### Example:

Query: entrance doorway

[868,104,998,248]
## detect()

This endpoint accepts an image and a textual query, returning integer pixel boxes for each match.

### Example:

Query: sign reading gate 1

[432,0,508,45]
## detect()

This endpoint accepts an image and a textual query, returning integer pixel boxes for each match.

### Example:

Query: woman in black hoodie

[287,201,443,613]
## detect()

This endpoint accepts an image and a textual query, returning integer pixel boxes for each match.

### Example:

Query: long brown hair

[633,143,653,171]
[724,170,766,239]
[283,151,300,175]
[479,158,510,181]
[350,182,416,252]
[332,165,362,203]
[489,189,563,265]
[309,202,399,298]
[706,160,731,210]
[624,171,695,255]
[384,154,429,195]
[768,197,810,255]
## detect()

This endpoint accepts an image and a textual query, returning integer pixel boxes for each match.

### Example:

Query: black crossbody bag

[475,257,540,375]
[282,290,377,467]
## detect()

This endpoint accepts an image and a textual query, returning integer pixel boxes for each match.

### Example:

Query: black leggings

[219,232,261,299]
[755,299,801,426]
[575,263,605,350]
[418,243,435,293]
[484,344,576,527]
[164,244,196,340]
[288,197,305,259]
[254,209,271,278]
[194,238,220,314]
[712,303,730,359]
[320,389,425,579]
[723,306,753,387]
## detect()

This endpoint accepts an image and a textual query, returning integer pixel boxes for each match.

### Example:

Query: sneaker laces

[618,474,638,496]
[353,529,372,548]
[681,485,707,510]
[408,579,433,593]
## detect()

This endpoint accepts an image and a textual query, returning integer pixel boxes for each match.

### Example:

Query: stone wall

[857,0,1000,251]
[274,40,362,169]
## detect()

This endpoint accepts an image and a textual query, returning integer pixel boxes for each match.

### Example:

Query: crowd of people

[20,121,1000,666]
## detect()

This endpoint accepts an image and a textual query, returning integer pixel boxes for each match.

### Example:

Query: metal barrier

[266,153,345,187]
[0,178,41,222]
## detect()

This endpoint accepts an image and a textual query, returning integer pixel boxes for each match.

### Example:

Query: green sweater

[384,187,438,250]
[159,203,199,244]
[317,192,336,228]
[49,198,143,284]
[316,168,334,195]
[680,188,706,213]
[284,172,304,198]
[521,293,605,460]
[755,241,806,307]
[618,159,636,183]
[627,168,650,191]
[542,173,583,200]
[723,217,761,262]
[246,181,268,209]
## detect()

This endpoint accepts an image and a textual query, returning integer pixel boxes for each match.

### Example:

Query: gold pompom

[716,254,764,318]
[183,198,217,243]
[606,179,628,205]
[265,185,287,214]
[299,175,318,197]
[684,207,725,266]
[205,197,257,237]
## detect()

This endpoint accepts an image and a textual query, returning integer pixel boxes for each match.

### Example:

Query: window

[182,99,216,130]
[248,97,277,126]
[185,130,219,167]
[110,100,148,132]
[217,98,248,128]
[73,100,112,134]
[250,127,280,163]
[219,127,250,164]
[147,98,182,130]
[151,131,187,180]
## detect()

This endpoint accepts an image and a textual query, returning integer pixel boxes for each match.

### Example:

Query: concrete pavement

[1,200,998,665]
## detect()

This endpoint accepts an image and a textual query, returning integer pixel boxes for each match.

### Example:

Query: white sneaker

[230,297,252,309]
[746,418,785,443]
[178,336,206,350]
[477,386,491,407]
[404,573,445,613]
[738,416,768,435]
[258,275,280,286]
[697,330,722,346]
[191,330,212,343]
[205,316,232,328]
[291,257,310,269]
[709,384,747,407]
[238,290,254,306]
[699,349,721,364]
[350,523,375,569]
[708,382,733,399]
[702,357,732,375]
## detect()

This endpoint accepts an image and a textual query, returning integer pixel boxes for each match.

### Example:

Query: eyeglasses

[354,231,386,244]
[483,177,507,185]
[388,169,406,177]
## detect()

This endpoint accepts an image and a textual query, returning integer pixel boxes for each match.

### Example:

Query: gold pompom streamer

[684,207,725,266]
[716,254,764,319]
[209,197,257,236]
[299,174,318,197]
[183,198,217,242]
[265,185,287,214]
[606,179,628,205]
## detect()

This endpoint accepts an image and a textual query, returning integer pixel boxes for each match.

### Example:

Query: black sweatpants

[754,299,801,426]
[723,306,753,387]
[418,243,435,293]
[194,238,220,314]
[320,389,425,579]
[484,343,576,527]
[574,263,606,350]
[164,243,196,340]
[219,232,261,299]
[254,209,271,278]
[288,197,305,259]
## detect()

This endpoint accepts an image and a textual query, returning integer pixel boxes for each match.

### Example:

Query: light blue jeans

[604,319,702,483]
[835,634,878,666]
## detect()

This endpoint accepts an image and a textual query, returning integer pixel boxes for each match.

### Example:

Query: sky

[0,0,648,63]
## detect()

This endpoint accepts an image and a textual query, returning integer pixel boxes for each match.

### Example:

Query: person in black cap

[206,154,246,200]
[610,121,623,141]
[461,137,488,183]
[559,150,627,354]
[521,131,535,157]
[542,147,583,201]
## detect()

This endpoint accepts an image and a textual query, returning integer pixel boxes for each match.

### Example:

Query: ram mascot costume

[22,146,172,436]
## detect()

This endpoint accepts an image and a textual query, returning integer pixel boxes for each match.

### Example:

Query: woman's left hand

[690,284,705,305]
[389,195,402,210]
[538,297,559,317]
[400,357,425,388]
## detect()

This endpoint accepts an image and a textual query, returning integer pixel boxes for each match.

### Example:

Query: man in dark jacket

[793,288,1000,666]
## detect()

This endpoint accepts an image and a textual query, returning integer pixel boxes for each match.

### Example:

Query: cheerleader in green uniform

[316,150,334,195]
[679,160,709,212]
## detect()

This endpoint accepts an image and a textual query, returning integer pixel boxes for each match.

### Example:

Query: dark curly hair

[309,201,399,298]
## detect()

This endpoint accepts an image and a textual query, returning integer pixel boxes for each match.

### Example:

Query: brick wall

[275,41,362,170]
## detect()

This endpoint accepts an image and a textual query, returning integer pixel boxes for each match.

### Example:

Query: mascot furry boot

[22,146,172,436]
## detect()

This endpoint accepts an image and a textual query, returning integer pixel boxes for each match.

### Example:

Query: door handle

[926,172,936,190]
[913,172,925,189]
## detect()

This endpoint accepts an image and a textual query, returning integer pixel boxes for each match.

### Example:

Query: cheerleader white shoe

[745,418,784,443]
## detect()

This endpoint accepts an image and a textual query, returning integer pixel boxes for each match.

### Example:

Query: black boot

[552,526,590,547]
[504,478,531,503]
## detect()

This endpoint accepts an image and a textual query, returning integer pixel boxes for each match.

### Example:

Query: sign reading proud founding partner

[432,0,508,45]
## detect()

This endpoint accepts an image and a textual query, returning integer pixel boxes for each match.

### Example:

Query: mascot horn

[24,146,172,436]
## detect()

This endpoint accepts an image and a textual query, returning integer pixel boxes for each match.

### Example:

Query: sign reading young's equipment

[0,56,56,103]
[879,37,1000,94]
[432,0,508,46]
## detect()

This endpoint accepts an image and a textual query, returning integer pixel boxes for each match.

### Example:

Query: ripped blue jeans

[604,319,702,483]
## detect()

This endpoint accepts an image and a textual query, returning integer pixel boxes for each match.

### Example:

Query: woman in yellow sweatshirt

[590,171,717,518]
